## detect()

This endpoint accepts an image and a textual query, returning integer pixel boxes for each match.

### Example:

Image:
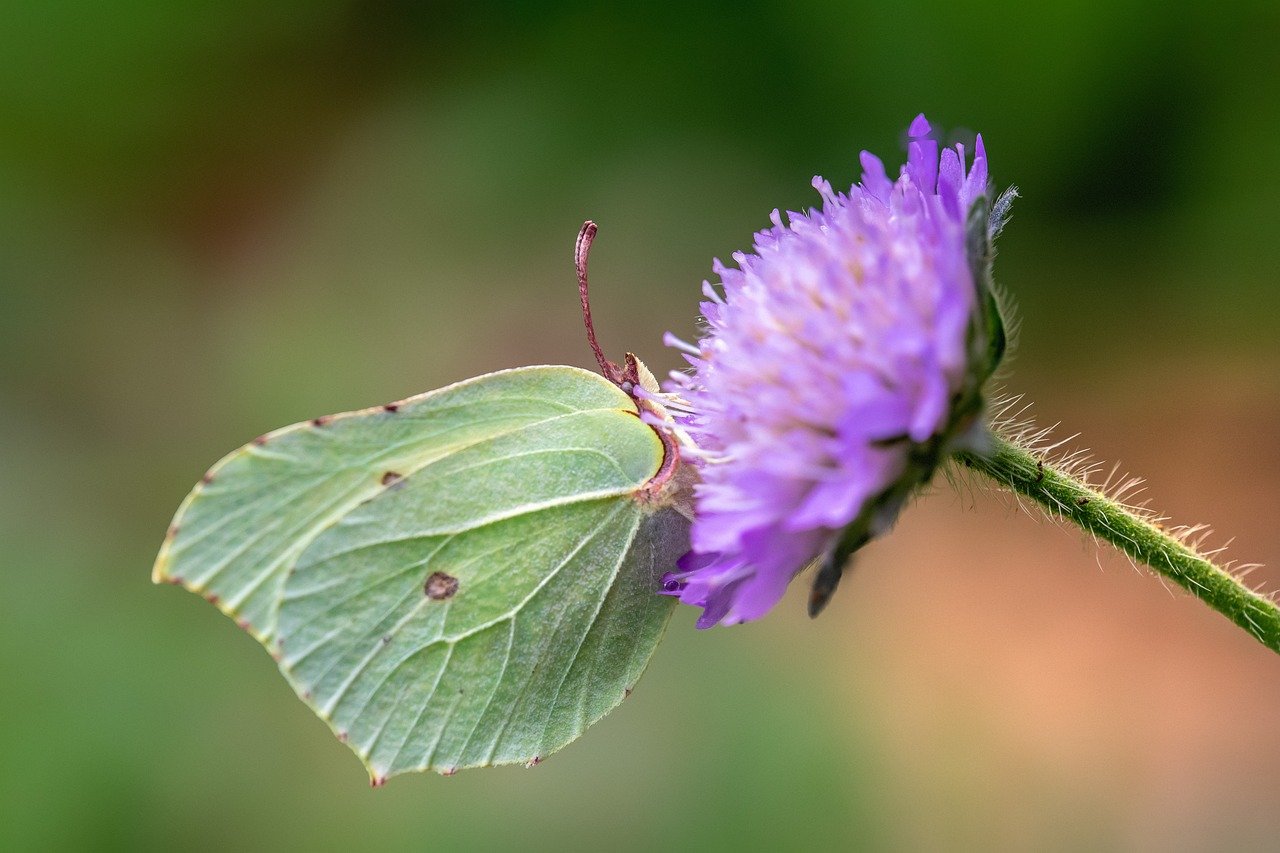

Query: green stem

[956,434,1280,654]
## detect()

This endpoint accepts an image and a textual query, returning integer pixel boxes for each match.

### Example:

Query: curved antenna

[575,221,624,384]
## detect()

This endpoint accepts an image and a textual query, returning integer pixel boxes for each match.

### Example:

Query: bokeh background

[3,1,1279,850]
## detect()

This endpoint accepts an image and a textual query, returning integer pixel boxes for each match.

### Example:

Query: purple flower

[659,114,1001,628]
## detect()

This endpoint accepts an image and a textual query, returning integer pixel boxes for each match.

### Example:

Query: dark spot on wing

[311,415,332,427]
[253,434,269,446]
[383,403,400,413]
[381,471,403,486]
[424,571,459,600]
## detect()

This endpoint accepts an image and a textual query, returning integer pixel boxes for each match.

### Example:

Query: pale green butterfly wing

[154,365,687,781]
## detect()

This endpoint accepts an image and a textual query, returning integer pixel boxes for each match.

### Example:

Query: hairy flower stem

[956,434,1280,654]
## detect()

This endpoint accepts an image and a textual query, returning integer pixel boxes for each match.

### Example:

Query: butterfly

[154,223,690,783]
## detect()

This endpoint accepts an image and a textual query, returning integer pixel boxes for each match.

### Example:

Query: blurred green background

[3,1,1279,850]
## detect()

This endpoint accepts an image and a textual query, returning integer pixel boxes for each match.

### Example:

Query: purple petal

[658,112,995,628]
[908,113,932,137]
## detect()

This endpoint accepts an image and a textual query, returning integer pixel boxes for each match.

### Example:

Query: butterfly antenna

[576,221,624,384]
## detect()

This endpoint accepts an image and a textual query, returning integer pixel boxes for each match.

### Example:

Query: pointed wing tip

[152,519,182,583]
[151,558,274,644]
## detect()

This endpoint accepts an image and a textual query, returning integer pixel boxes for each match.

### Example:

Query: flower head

[661,114,1004,628]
